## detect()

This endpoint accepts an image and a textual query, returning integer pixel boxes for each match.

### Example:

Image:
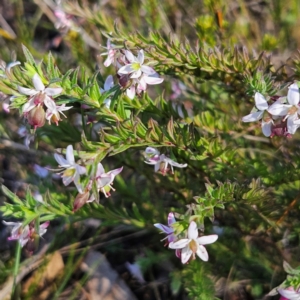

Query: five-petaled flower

[54,145,86,193]
[144,147,187,175]
[242,92,273,137]
[169,221,218,264]
[118,50,156,79]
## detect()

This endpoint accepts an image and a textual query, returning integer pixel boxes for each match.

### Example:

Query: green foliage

[1,0,300,299]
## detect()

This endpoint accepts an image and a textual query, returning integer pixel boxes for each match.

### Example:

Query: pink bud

[27,105,46,129]
[73,191,90,212]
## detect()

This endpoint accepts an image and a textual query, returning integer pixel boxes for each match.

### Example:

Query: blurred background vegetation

[1,0,300,299]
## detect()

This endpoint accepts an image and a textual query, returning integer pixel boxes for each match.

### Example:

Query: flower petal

[287,114,299,134]
[73,172,83,193]
[141,65,156,75]
[45,87,63,96]
[130,70,142,79]
[181,246,193,264]
[145,147,160,156]
[125,50,135,63]
[268,103,290,116]
[169,239,189,249]
[196,245,209,261]
[164,157,187,169]
[137,50,144,64]
[32,74,45,91]
[66,145,75,165]
[54,153,69,167]
[168,212,176,226]
[288,83,300,105]
[97,175,113,188]
[62,175,73,186]
[104,75,114,91]
[154,162,160,172]
[126,85,136,99]
[278,288,300,300]
[255,92,268,110]
[154,223,173,234]
[261,120,273,137]
[96,163,105,177]
[143,76,164,85]
[76,165,87,175]
[107,166,123,177]
[242,111,263,122]
[196,234,218,245]
[188,221,198,240]
[118,64,134,75]
[18,86,37,96]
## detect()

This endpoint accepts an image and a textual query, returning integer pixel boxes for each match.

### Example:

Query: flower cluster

[3,220,49,249]
[17,74,70,129]
[242,83,300,137]
[155,217,218,264]
[144,147,187,175]
[54,145,123,211]
[101,41,164,99]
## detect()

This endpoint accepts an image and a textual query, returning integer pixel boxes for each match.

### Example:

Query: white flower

[154,212,181,258]
[100,75,114,108]
[144,147,187,175]
[242,92,273,137]
[278,287,300,300]
[3,220,49,247]
[45,101,72,125]
[101,40,117,67]
[118,50,156,79]
[18,74,63,113]
[169,221,218,264]
[54,145,86,193]
[92,163,123,198]
[125,73,164,99]
[154,212,177,243]
[268,83,300,134]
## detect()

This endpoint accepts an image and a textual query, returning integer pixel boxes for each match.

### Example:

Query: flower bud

[73,191,90,212]
[27,105,46,129]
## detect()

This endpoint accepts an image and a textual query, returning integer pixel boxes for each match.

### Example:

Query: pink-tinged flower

[154,212,177,243]
[154,212,181,258]
[54,7,74,30]
[3,220,49,247]
[101,40,117,67]
[169,221,218,264]
[126,73,164,100]
[45,101,72,125]
[93,163,123,198]
[118,50,156,79]
[268,83,300,134]
[54,145,86,193]
[18,74,63,114]
[100,75,114,108]
[278,287,300,300]
[144,147,187,175]
[242,92,273,137]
